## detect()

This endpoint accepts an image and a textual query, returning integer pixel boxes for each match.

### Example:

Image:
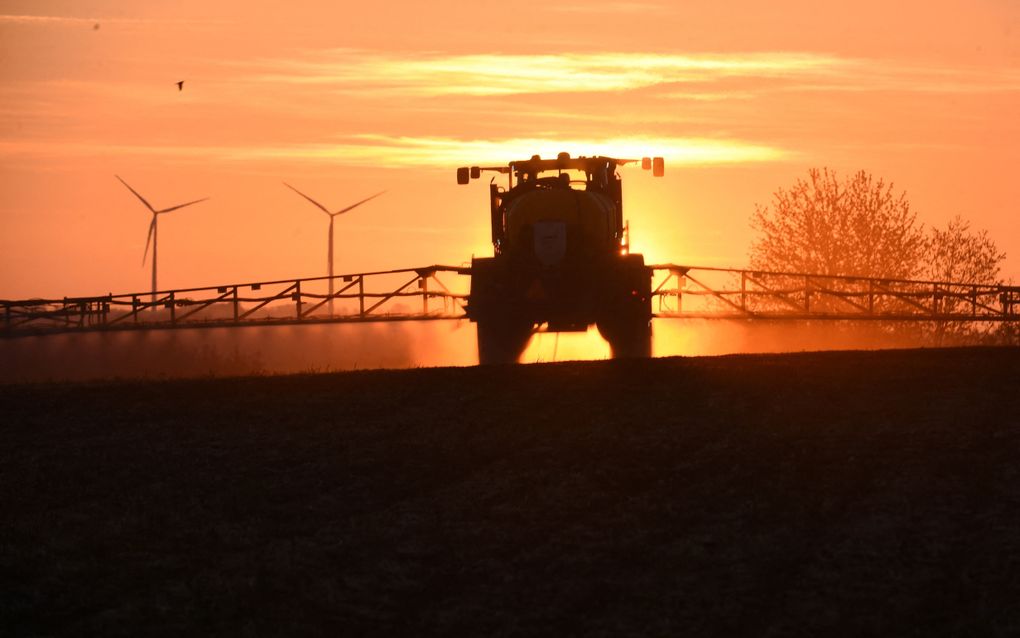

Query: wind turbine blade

[142,217,156,266]
[333,190,387,216]
[157,197,210,214]
[283,182,331,215]
[116,175,157,214]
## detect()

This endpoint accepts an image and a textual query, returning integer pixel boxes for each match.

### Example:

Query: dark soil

[2,347,1020,637]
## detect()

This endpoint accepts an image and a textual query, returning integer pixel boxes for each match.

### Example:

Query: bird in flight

[176,81,184,91]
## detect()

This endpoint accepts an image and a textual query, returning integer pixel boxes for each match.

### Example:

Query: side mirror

[652,157,664,177]
[456,167,470,185]
[641,157,651,170]
[470,166,481,179]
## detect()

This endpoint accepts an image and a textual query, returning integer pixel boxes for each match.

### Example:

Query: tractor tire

[597,316,652,359]
[470,256,534,365]
[597,254,653,359]
[477,317,533,365]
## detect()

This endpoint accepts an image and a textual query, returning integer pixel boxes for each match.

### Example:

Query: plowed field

[3,348,1019,636]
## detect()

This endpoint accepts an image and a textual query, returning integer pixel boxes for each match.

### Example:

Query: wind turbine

[283,183,385,315]
[116,175,209,306]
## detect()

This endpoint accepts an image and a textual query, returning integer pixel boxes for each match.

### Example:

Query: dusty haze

[1,320,938,384]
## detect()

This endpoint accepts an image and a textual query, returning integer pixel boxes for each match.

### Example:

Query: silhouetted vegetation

[751,168,925,279]
[751,168,1014,344]
[923,215,1010,344]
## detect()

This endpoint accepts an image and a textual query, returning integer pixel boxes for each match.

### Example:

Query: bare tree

[750,168,926,279]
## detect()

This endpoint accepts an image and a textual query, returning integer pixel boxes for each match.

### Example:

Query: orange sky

[1,0,1019,299]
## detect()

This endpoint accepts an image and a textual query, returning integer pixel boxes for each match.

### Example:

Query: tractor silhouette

[459,152,664,364]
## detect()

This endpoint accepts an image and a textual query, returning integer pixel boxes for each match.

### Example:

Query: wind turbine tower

[284,183,385,315]
[116,176,210,306]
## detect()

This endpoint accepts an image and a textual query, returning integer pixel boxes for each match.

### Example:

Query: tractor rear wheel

[597,254,652,359]
[477,318,533,365]
[597,316,652,359]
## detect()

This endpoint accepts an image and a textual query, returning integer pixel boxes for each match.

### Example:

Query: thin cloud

[221,134,790,167]
[0,13,222,28]
[0,14,146,25]
[0,134,791,167]
[662,91,758,102]
[243,49,1020,99]
[249,50,846,97]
